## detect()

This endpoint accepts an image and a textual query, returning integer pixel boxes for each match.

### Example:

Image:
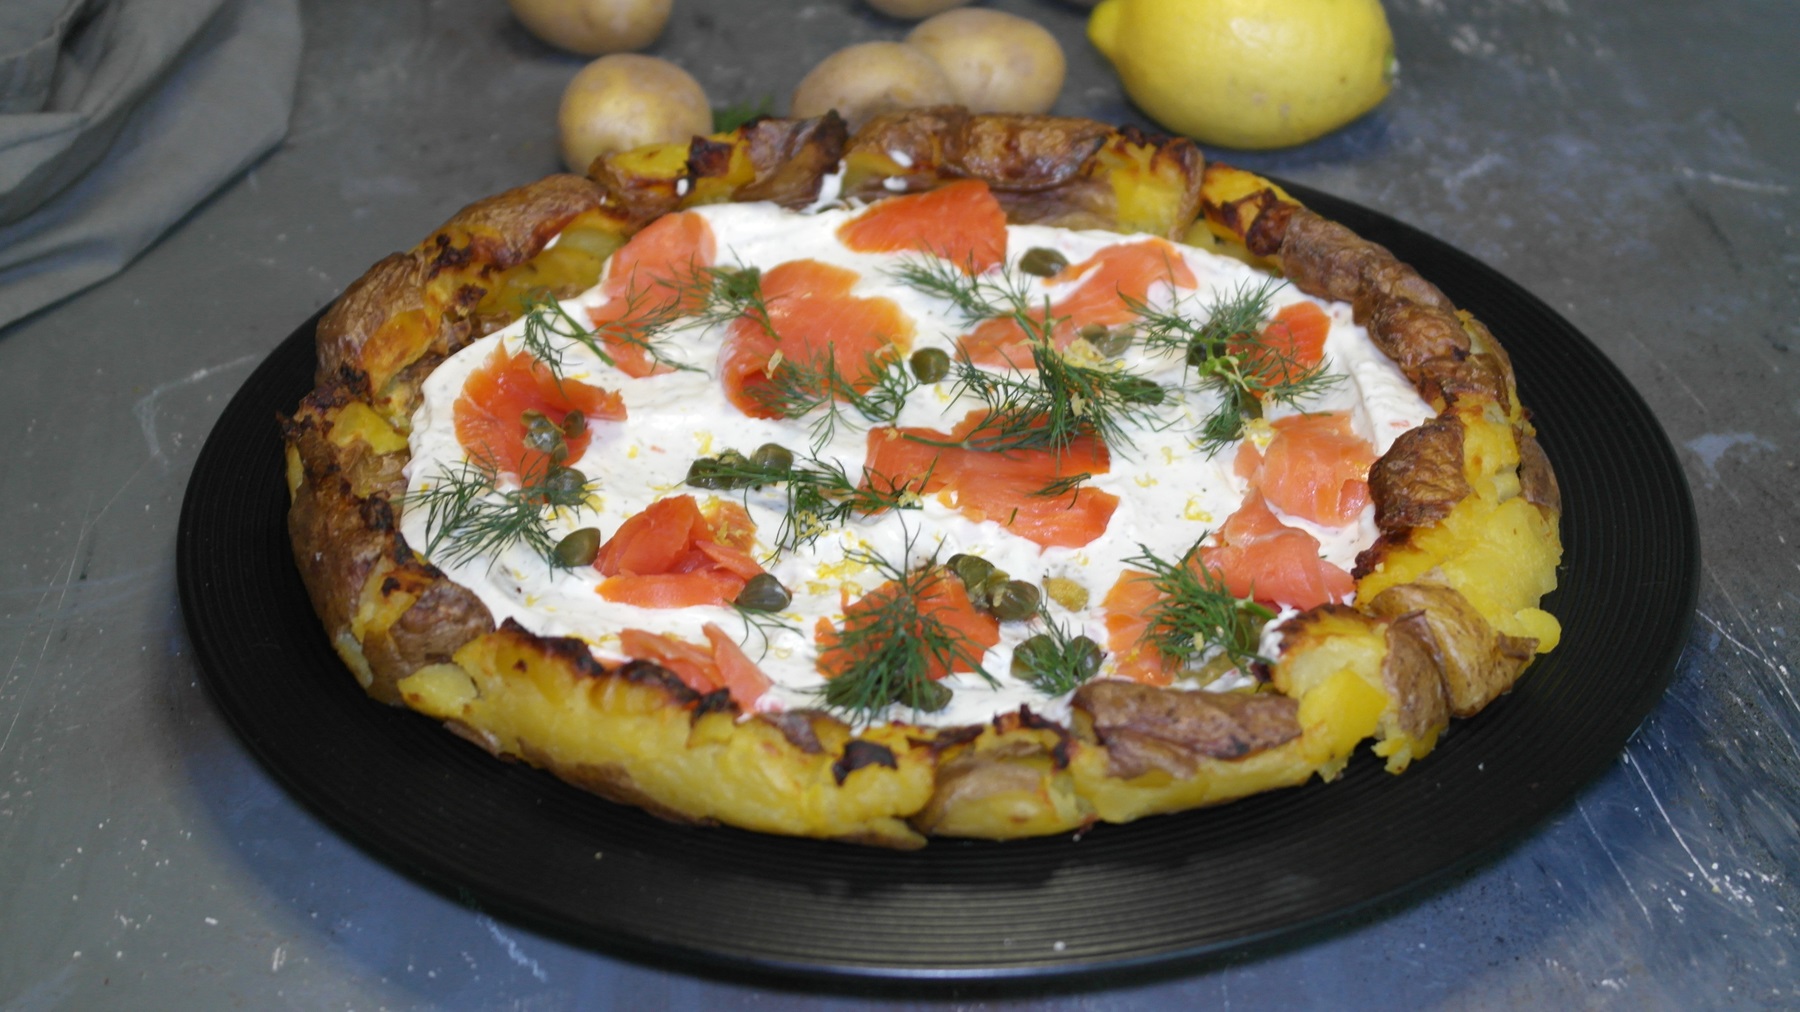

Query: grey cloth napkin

[0,0,300,328]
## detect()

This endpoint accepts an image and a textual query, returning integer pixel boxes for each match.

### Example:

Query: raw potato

[790,42,957,132]
[864,0,973,18]
[509,0,672,55]
[558,54,712,174]
[906,9,1066,114]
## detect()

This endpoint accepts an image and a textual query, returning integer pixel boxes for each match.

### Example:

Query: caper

[541,466,589,505]
[896,678,953,712]
[979,571,1011,609]
[1115,376,1165,405]
[1067,636,1104,680]
[1018,246,1070,278]
[1086,325,1135,358]
[685,449,753,490]
[989,579,1041,621]
[560,409,587,438]
[908,347,951,384]
[946,553,995,592]
[750,442,794,474]
[553,527,601,567]
[522,410,569,460]
[1188,651,1239,684]
[734,573,792,612]
[1010,634,1059,680]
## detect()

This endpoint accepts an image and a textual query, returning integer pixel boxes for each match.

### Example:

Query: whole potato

[509,0,672,55]
[906,9,1066,115]
[864,0,972,18]
[790,41,957,131]
[558,55,711,173]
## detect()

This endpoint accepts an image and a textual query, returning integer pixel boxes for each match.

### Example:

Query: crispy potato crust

[285,110,1562,844]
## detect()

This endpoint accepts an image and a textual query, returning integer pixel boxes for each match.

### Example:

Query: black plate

[177,184,1697,991]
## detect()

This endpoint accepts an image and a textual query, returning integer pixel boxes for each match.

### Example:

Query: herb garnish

[685,448,931,556]
[751,349,919,453]
[1122,539,1275,677]
[1010,607,1105,696]
[889,254,1170,456]
[1127,280,1341,454]
[409,457,596,570]
[815,536,997,722]
[516,292,696,377]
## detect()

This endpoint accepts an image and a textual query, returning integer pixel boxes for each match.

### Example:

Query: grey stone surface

[1,0,1795,1007]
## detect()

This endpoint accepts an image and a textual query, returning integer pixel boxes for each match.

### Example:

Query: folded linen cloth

[0,0,300,328]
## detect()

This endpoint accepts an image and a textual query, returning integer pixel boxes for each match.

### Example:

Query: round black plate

[177,184,1697,991]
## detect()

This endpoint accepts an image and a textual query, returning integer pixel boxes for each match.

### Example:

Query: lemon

[1088,0,1395,149]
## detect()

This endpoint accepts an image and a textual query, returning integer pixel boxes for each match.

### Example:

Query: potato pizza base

[281,108,1562,847]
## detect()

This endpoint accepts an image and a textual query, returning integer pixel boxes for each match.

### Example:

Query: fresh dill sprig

[887,253,1032,325]
[679,262,773,335]
[518,290,697,376]
[1121,539,1276,677]
[731,603,797,660]
[814,534,997,723]
[407,458,594,570]
[1132,279,1283,362]
[1010,607,1105,696]
[685,449,930,555]
[1127,281,1341,454]
[750,348,918,452]
[1030,471,1092,501]
[906,343,1167,457]
[890,254,1169,457]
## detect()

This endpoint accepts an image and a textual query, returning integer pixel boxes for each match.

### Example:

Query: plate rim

[176,179,1698,992]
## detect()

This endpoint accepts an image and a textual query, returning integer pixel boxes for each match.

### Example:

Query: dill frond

[1126,280,1342,454]
[886,253,1033,325]
[815,534,997,723]
[684,448,931,555]
[1010,607,1105,697]
[518,290,698,376]
[890,253,1170,458]
[1121,540,1276,677]
[750,349,918,453]
[731,603,797,660]
[407,457,595,570]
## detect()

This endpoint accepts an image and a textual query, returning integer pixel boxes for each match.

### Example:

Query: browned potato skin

[841,106,1204,240]
[285,110,1559,845]
[315,174,611,408]
[1074,679,1301,780]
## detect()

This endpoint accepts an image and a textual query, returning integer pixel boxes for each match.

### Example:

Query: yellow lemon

[1088,0,1396,149]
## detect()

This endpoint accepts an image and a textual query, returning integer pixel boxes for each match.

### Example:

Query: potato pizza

[282,108,1561,848]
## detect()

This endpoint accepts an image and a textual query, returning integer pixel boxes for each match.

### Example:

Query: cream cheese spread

[400,198,1434,727]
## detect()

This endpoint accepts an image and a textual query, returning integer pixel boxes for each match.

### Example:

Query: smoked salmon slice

[618,623,774,708]
[1228,300,1331,391]
[1199,491,1355,609]
[586,211,717,377]
[1234,411,1374,526]
[718,258,914,418]
[816,569,999,682]
[960,239,1198,369]
[452,343,626,479]
[1101,571,1177,686]
[837,179,1009,274]
[861,411,1119,549]
[595,494,764,607]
